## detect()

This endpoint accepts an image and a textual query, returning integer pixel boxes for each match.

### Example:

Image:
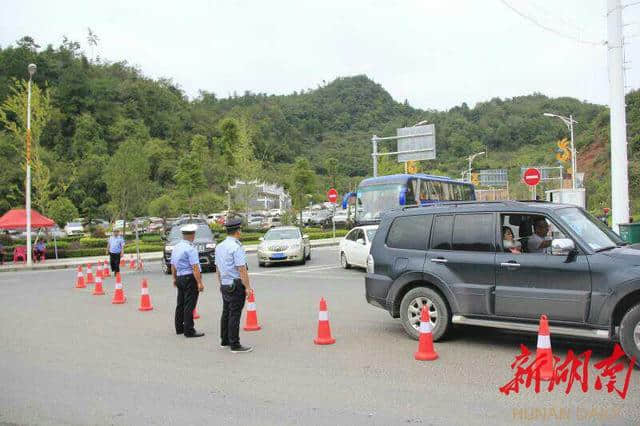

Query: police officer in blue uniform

[215,217,253,353]
[171,224,205,338]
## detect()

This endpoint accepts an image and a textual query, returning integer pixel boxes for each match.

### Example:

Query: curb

[0,239,340,273]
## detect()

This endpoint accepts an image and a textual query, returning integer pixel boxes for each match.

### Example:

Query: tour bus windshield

[358,184,403,221]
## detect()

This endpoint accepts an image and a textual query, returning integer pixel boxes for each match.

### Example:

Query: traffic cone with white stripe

[129,256,136,269]
[86,263,95,284]
[75,266,86,288]
[103,259,111,277]
[314,298,335,345]
[119,255,125,267]
[193,308,200,319]
[536,314,554,381]
[414,306,438,361]
[111,272,126,304]
[93,274,105,295]
[96,262,102,279]
[138,278,153,311]
[243,291,261,331]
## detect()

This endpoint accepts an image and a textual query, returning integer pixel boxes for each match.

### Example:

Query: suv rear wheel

[619,303,640,367]
[400,287,450,341]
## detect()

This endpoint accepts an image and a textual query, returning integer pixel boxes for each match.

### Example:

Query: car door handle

[500,262,521,268]
[430,258,448,264]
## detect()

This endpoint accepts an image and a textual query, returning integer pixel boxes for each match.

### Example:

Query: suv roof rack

[402,200,508,211]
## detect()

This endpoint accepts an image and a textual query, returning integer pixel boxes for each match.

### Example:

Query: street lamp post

[225,190,231,212]
[467,151,485,183]
[26,63,36,266]
[544,113,578,190]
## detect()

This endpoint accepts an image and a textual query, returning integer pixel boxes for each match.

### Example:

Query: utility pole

[607,0,630,232]
[371,135,378,177]
[26,63,36,266]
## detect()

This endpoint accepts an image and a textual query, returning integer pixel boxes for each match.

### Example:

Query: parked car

[365,200,640,365]
[246,213,265,230]
[339,225,378,269]
[64,221,84,236]
[147,217,165,233]
[332,209,350,227]
[162,222,216,274]
[46,225,67,240]
[257,226,311,266]
[311,209,333,226]
[260,216,282,230]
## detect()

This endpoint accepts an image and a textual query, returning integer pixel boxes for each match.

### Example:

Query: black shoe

[220,342,229,348]
[230,345,253,353]
[176,330,184,335]
[185,332,205,338]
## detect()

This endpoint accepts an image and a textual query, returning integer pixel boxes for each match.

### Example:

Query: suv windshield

[168,225,213,242]
[555,207,625,251]
[264,228,300,240]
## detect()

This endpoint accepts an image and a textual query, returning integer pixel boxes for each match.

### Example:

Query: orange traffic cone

[75,266,86,288]
[111,272,126,304]
[93,274,105,295]
[96,262,103,279]
[103,259,111,277]
[243,291,261,331]
[119,255,125,267]
[138,278,153,311]
[129,256,136,269]
[86,263,95,284]
[536,314,554,381]
[314,298,336,345]
[193,308,200,319]
[414,306,438,361]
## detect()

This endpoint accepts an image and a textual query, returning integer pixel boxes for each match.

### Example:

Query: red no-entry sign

[523,168,541,186]
[327,188,338,203]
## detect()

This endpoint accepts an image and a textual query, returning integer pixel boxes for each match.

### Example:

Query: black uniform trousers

[109,252,121,273]
[220,279,246,346]
[175,274,199,336]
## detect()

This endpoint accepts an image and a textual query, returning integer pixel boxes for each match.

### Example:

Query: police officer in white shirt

[171,224,205,338]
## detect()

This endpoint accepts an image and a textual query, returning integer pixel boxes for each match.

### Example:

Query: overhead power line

[499,0,605,46]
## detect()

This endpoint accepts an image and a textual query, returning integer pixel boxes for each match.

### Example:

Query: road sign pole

[332,204,336,240]
[371,135,378,177]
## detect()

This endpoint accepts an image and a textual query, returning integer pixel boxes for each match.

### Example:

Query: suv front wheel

[619,303,640,367]
[400,287,450,341]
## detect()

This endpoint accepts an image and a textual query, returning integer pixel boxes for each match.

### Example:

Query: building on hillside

[229,180,291,211]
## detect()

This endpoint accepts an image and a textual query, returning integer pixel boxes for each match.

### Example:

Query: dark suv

[365,201,640,364]
[162,223,216,274]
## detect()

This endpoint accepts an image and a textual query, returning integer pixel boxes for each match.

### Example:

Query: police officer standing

[106,229,125,273]
[215,217,253,353]
[171,224,205,338]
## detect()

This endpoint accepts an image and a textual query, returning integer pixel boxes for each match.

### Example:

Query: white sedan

[257,226,311,266]
[339,225,378,269]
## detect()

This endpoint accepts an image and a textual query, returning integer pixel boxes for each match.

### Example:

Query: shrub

[91,227,106,238]
[79,237,108,248]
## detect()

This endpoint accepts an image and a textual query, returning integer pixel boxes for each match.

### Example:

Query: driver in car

[527,217,552,253]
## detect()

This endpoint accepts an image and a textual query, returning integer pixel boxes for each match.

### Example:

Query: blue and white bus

[343,174,476,224]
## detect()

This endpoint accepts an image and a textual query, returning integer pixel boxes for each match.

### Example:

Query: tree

[48,197,78,226]
[148,194,178,231]
[192,193,225,214]
[290,158,316,225]
[324,157,339,187]
[105,139,150,223]
[0,79,53,211]
[174,152,206,213]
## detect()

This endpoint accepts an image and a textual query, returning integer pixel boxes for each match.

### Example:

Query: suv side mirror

[356,238,365,245]
[551,238,575,256]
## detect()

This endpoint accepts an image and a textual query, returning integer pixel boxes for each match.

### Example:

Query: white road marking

[250,264,339,276]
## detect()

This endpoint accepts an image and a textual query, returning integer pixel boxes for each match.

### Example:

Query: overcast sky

[1,0,639,110]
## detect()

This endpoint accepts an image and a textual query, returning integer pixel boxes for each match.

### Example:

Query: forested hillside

[0,36,638,224]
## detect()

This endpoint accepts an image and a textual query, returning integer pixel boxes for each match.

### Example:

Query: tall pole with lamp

[467,151,485,183]
[543,113,578,190]
[26,63,37,266]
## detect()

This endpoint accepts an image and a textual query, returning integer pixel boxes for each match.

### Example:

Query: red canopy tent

[0,209,58,260]
[0,209,55,229]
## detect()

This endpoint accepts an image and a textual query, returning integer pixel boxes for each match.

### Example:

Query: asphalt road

[1,246,639,425]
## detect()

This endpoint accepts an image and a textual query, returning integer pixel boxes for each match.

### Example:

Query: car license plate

[270,253,286,259]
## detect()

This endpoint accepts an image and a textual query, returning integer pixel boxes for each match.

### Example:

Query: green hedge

[36,244,164,259]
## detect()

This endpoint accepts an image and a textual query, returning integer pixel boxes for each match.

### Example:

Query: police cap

[224,217,242,231]
[180,223,198,234]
